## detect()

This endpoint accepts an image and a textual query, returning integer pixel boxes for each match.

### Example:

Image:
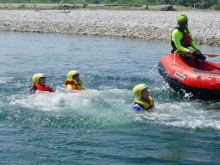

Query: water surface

[0,31,220,164]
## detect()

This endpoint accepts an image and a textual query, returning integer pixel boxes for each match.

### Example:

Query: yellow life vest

[65,79,84,90]
[133,96,154,110]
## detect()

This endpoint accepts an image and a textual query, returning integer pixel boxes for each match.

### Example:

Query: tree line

[1,0,220,8]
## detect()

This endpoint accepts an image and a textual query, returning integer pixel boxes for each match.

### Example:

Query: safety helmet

[177,14,188,23]
[32,73,46,84]
[67,70,80,80]
[132,84,148,99]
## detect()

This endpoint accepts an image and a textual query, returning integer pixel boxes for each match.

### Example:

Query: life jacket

[34,84,53,92]
[65,79,84,90]
[171,27,192,52]
[132,96,154,110]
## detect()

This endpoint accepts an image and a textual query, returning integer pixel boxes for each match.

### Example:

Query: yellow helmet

[32,73,46,84]
[132,84,148,99]
[177,14,188,23]
[67,70,80,80]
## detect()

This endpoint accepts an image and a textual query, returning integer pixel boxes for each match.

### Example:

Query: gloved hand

[195,50,206,62]
[189,50,197,55]
[189,50,202,56]
[195,50,202,55]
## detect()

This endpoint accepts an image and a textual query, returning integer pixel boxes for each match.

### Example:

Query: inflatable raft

[158,54,220,100]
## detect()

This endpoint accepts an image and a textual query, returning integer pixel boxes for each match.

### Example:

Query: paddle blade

[205,54,219,57]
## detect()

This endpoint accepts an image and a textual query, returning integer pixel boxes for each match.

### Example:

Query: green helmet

[177,14,188,23]
[67,70,80,80]
[132,84,148,99]
[32,73,46,84]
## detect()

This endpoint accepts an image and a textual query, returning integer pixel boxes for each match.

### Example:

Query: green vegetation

[0,0,220,8]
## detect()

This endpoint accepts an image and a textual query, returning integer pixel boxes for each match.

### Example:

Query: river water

[0,31,220,164]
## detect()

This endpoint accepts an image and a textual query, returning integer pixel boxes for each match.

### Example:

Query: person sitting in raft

[171,14,206,69]
[30,73,53,93]
[132,84,154,111]
[65,70,84,91]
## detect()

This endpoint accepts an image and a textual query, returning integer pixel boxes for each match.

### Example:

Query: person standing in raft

[30,73,53,93]
[132,84,154,111]
[171,14,206,69]
[65,70,84,91]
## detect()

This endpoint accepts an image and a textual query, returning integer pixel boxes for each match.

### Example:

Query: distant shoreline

[0,7,220,47]
[0,3,188,10]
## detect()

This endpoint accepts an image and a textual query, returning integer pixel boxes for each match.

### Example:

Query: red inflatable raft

[158,54,220,100]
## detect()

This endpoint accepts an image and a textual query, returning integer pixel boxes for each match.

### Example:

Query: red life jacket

[181,31,192,47]
[35,84,53,92]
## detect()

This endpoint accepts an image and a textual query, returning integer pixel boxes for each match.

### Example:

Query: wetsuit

[171,27,206,64]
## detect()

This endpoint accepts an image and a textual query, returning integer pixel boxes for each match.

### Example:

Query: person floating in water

[30,73,53,93]
[132,84,154,111]
[171,14,206,69]
[65,70,84,91]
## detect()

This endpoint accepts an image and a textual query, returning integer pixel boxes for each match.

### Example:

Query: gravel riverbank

[0,9,220,47]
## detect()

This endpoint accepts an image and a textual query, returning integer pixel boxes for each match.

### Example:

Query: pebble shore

[0,9,220,47]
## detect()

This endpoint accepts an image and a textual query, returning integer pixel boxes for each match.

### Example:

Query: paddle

[203,54,219,57]
[199,60,220,70]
